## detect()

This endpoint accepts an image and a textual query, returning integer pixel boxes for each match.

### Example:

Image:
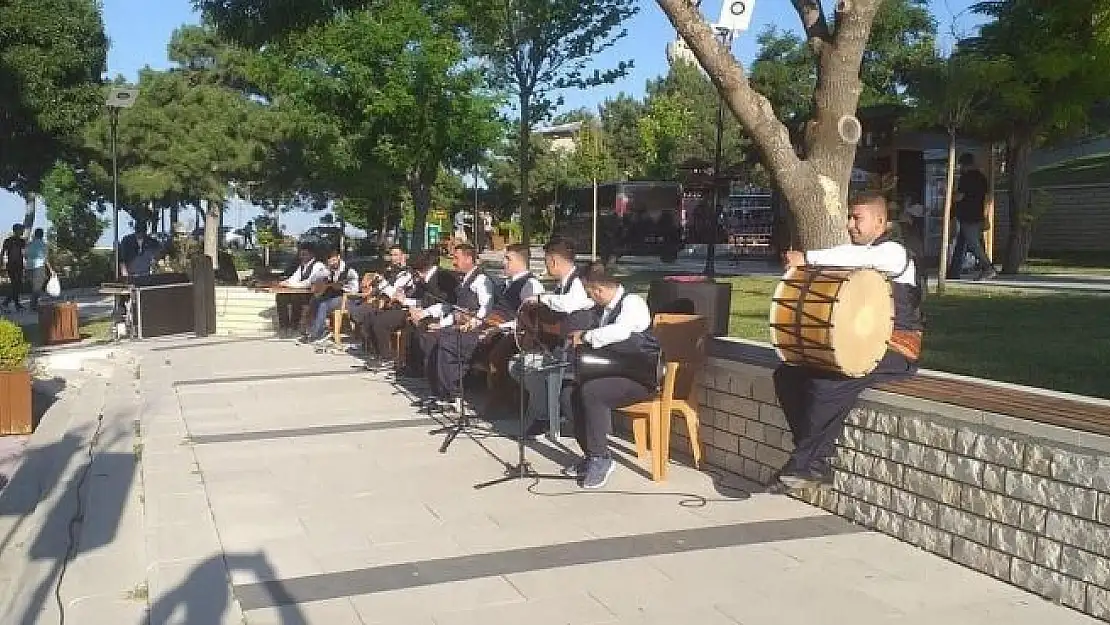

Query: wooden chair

[617,313,709,482]
[331,293,356,347]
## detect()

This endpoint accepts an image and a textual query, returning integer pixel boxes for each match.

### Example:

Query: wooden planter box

[0,369,33,435]
[39,302,80,345]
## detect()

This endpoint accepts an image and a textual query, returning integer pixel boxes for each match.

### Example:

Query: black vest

[494,272,533,319]
[873,233,924,332]
[593,291,660,355]
[295,261,318,281]
[456,268,485,312]
[553,269,596,333]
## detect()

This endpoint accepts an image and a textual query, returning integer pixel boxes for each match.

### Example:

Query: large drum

[769,266,894,377]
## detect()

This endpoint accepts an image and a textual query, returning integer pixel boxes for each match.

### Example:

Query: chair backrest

[651,313,709,401]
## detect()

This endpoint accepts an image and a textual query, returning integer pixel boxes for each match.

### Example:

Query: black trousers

[429,327,482,399]
[773,350,916,473]
[4,267,24,306]
[560,377,653,459]
[363,308,407,360]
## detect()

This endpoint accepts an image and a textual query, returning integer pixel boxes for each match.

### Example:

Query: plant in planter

[0,319,33,435]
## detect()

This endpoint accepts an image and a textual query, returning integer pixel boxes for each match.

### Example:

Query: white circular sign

[730,1,746,15]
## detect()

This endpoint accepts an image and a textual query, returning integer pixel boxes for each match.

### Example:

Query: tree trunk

[937,128,957,294]
[379,197,390,245]
[23,194,35,230]
[409,169,437,253]
[654,0,883,251]
[1003,135,1034,274]
[518,93,532,247]
[203,200,221,263]
[170,205,180,235]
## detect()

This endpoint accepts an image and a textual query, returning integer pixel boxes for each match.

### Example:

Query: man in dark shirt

[947,153,997,280]
[118,221,162,278]
[1,224,27,311]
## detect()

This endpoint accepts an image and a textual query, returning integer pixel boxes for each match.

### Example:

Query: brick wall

[670,347,1110,621]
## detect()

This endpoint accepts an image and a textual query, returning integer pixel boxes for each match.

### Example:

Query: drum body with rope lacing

[769,266,894,378]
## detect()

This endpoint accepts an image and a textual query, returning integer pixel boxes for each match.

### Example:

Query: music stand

[473,352,576,489]
[429,302,486,453]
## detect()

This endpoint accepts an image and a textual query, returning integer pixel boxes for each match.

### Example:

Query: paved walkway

[0,337,1100,624]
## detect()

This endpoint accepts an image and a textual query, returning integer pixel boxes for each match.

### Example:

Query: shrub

[0,320,30,371]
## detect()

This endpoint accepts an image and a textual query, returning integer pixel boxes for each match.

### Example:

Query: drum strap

[890,329,922,362]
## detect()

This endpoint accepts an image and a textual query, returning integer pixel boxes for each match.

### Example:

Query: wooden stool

[38,302,80,345]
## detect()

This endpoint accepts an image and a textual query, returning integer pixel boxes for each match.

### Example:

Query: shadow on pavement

[147,552,308,625]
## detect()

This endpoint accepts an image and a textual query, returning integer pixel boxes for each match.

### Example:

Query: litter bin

[647,276,732,337]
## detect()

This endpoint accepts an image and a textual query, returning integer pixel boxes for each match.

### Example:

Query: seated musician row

[345,237,660,490]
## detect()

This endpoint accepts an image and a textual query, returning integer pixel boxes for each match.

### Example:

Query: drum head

[830,269,894,376]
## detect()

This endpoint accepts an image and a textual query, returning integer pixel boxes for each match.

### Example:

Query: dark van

[552,181,683,262]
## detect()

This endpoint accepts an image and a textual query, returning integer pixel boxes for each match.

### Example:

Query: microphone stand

[474,304,577,489]
[423,292,489,454]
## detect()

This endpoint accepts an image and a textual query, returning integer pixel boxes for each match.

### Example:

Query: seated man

[349,244,414,360]
[277,243,327,334]
[514,237,596,438]
[407,243,494,409]
[301,248,360,346]
[770,191,923,493]
[479,243,544,397]
[391,250,460,375]
[560,267,658,489]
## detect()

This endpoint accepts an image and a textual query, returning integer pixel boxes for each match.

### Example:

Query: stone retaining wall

[672,343,1110,621]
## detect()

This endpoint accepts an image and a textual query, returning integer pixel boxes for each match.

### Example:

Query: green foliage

[464,0,638,244]
[0,0,107,195]
[0,319,31,371]
[40,161,105,259]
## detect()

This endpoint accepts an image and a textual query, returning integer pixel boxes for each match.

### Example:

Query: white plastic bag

[45,271,61,297]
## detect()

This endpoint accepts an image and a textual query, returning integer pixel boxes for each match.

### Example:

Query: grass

[613,271,1110,399]
[19,317,113,348]
[1022,253,1110,276]
[1027,151,1110,187]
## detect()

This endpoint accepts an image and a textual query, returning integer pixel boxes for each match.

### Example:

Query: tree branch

[790,0,831,55]
[654,0,801,183]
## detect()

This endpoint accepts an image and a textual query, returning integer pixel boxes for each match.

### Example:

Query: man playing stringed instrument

[301,248,360,346]
[771,191,923,493]
[409,243,495,409]
[276,243,328,334]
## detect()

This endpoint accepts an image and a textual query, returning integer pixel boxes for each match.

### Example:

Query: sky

[0,0,983,243]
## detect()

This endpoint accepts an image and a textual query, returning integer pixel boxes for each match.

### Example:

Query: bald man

[771,191,923,493]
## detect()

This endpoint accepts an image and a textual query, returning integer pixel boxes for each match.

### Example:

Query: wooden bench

[710,339,1110,439]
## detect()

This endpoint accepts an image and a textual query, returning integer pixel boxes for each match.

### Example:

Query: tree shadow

[30,376,67,432]
[9,434,132,625]
[147,552,308,625]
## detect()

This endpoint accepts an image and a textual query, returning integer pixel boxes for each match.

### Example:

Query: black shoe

[524,420,549,439]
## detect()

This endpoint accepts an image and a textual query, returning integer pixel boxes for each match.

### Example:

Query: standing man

[1,224,26,312]
[948,153,997,280]
[26,228,49,311]
[119,221,162,278]
[771,192,923,492]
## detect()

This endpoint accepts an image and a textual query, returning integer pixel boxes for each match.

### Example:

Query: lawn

[616,271,1110,400]
[18,317,113,348]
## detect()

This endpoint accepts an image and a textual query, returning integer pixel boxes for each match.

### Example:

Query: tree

[0,0,107,196]
[202,0,502,251]
[905,50,1004,290]
[39,161,105,260]
[655,0,890,249]
[964,0,1110,272]
[466,0,638,245]
[598,94,645,179]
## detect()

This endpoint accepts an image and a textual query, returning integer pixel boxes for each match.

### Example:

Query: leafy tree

[40,161,105,259]
[0,0,107,196]
[598,94,645,179]
[963,0,1110,272]
[466,0,638,244]
[656,0,918,249]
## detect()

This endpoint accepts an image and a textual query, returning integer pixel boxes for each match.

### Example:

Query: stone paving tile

[119,339,1108,625]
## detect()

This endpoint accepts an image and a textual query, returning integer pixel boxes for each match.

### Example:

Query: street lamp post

[105,88,138,279]
[704,29,732,278]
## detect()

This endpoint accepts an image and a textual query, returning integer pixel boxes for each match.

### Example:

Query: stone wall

[671,343,1110,621]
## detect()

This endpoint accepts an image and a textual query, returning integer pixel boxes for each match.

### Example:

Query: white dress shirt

[804,237,917,286]
[281,260,328,288]
[379,268,414,298]
[582,286,652,349]
[538,272,594,313]
[330,262,360,294]
[499,272,545,330]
